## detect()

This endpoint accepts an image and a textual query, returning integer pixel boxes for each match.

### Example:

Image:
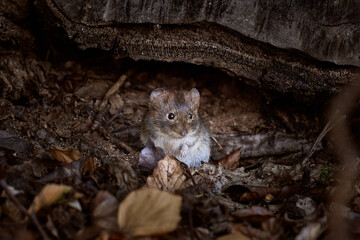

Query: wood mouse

[140,88,211,167]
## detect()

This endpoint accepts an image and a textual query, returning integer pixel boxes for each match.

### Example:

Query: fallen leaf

[74,79,112,100]
[0,130,33,158]
[50,146,83,164]
[218,147,242,170]
[109,94,124,115]
[92,191,119,231]
[146,155,187,192]
[139,140,165,175]
[261,217,283,238]
[231,206,274,223]
[118,188,182,237]
[92,191,119,219]
[82,156,95,175]
[38,158,84,185]
[217,232,250,240]
[28,184,72,213]
[232,222,276,239]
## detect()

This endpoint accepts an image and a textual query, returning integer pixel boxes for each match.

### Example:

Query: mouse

[140,88,211,167]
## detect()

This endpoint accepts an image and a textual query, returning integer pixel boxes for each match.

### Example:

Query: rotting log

[39,0,360,95]
[0,0,359,96]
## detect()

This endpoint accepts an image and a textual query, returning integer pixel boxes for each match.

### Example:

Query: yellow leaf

[118,188,182,237]
[28,184,72,213]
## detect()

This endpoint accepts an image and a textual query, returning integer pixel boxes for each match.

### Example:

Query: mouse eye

[189,113,193,119]
[168,113,175,120]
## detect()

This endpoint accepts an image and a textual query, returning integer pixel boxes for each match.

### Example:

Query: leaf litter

[0,57,359,240]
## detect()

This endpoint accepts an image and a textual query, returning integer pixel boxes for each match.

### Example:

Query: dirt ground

[1,43,359,239]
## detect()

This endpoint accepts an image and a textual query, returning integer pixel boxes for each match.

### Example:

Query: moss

[319,165,333,185]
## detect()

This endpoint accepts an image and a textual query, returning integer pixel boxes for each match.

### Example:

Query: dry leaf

[28,184,72,213]
[218,147,242,170]
[92,191,119,219]
[146,155,186,192]
[231,206,274,222]
[118,188,182,237]
[50,146,83,164]
[92,191,119,231]
[109,94,124,115]
[82,156,95,175]
[217,232,250,240]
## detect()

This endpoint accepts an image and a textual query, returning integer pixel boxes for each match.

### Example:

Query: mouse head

[148,88,201,138]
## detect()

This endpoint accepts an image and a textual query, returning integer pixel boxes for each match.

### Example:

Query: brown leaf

[146,155,187,192]
[38,158,86,185]
[92,191,119,219]
[82,156,94,175]
[217,232,250,240]
[28,184,72,213]
[91,191,119,231]
[218,147,242,170]
[232,223,275,240]
[232,206,274,223]
[109,94,124,115]
[118,188,182,237]
[50,146,83,164]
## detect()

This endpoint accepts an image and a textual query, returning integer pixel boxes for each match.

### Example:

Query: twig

[92,72,130,130]
[116,141,135,154]
[0,179,50,240]
[301,113,346,166]
[99,74,128,111]
[211,135,224,151]
[105,106,124,125]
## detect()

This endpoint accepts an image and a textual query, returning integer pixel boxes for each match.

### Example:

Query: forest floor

[0,46,359,239]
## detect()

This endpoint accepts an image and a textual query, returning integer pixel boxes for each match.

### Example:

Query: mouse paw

[180,144,189,158]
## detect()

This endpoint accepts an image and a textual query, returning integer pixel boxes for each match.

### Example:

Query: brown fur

[140,88,210,167]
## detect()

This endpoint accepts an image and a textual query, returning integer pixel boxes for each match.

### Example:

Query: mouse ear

[150,88,167,101]
[189,88,200,100]
[189,88,200,106]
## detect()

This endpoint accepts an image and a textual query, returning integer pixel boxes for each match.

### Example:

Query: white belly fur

[151,131,210,167]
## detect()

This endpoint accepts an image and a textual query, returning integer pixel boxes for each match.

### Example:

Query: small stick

[301,113,346,166]
[117,141,135,154]
[92,72,130,130]
[105,107,124,125]
[211,135,224,151]
[99,74,128,111]
[0,179,50,240]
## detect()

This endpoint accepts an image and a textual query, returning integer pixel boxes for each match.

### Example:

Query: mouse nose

[181,129,188,136]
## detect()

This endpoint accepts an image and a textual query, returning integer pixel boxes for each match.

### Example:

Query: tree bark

[39,0,360,95]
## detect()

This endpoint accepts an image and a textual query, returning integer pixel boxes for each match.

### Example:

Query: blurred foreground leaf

[28,184,72,213]
[118,188,182,237]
